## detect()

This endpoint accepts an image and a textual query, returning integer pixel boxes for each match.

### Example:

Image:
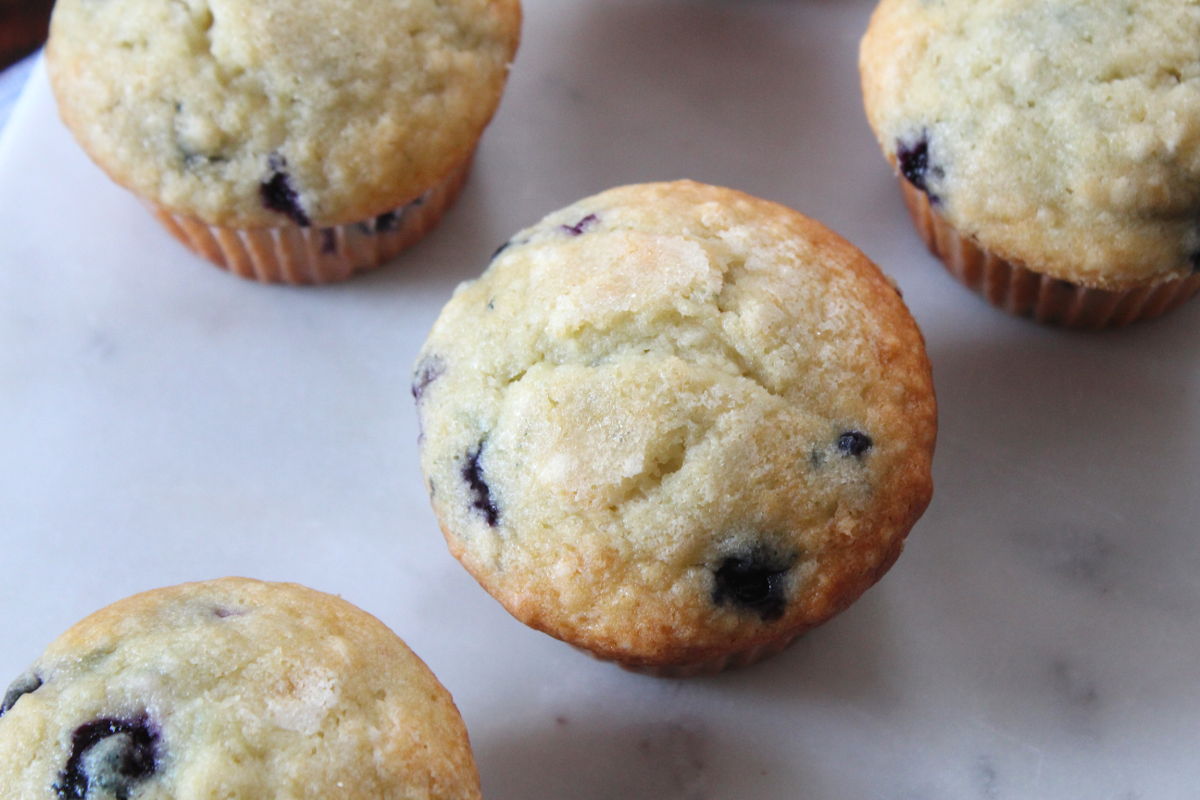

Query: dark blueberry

[411,355,446,403]
[374,210,400,232]
[320,228,337,254]
[180,148,228,170]
[712,548,793,622]
[259,153,310,227]
[462,441,499,527]
[55,715,159,800]
[897,139,928,188]
[896,131,944,203]
[181,149,223,170]
[490,240,512,261]
[560,213,598,237]
[0,672,41,718]
[357,197,424,235]
[837,431,873,458]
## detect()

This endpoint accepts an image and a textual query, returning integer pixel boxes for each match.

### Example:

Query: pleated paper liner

[574,632,802,678]
[152,156,473,285]
[900,181,1200,329]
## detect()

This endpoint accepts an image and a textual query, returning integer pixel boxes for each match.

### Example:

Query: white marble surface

[2,2,1199,797]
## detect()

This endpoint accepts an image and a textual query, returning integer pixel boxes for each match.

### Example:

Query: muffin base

[575,634,804,678]
[901,181,1200,328]
[442,519,817,679]
[152,156,473,285]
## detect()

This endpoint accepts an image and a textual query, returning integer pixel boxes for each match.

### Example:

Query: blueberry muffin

[0,578,481,799]
[861,0,1200,327]
[46,0,521,284]
[414,181,937,676]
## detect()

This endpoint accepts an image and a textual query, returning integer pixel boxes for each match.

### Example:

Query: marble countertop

[2,2,1198,797]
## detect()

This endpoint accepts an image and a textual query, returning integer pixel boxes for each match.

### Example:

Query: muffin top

[47,0,520,228]
[414,181,936,669]
[0,578,481,800]
[861,0,1200,290]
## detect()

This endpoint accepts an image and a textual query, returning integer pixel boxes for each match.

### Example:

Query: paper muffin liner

[900,181,1200,328]
[151,156,473,285]
[573,632,804,678]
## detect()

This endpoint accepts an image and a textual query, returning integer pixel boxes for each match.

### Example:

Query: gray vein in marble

[973,756,999,799]
[84,331,117,360]
[1013,526,1118,597]
[635,721,707,800]
[1049,660,1100,710]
